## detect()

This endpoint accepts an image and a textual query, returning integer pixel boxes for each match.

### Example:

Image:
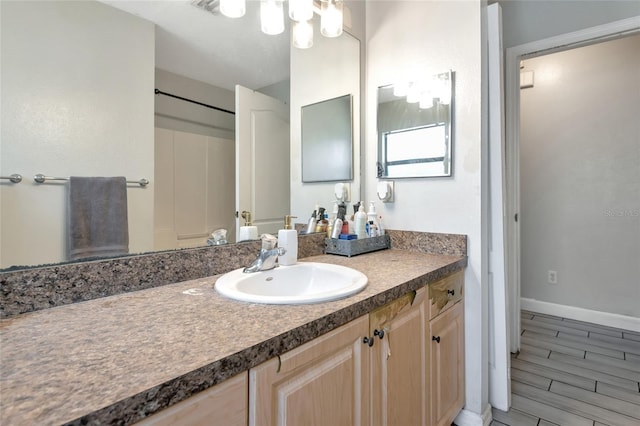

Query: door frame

[505,16,640,353]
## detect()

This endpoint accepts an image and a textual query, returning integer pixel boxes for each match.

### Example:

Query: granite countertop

[0,249,466,425]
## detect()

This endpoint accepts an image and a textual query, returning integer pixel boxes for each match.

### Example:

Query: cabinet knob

[363,336,375,347]
[432,335,441,343]
[447,289,455,296]
[374,329,385,339]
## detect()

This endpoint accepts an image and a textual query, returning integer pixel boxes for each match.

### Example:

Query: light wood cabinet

[430,299,465,426]
[134,372,248,426]
[369,288,429,426]
[251,272,465,426]
[249,315,370,426]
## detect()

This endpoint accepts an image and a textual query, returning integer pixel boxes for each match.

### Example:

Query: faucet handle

[276,247,286,256]
[261,233,278,250]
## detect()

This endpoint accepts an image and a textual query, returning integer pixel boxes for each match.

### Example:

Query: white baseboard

[521,298,640,332]
[454,404,492,426]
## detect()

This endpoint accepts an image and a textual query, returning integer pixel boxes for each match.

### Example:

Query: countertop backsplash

[0,230,466,318]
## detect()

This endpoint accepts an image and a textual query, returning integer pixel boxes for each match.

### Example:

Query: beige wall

[520,34,640,317]
[0,1,155,268]
[365,0,485,421]
[498,0,640,49]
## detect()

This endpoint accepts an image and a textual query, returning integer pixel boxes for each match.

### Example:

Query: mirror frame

[376,71,454,179]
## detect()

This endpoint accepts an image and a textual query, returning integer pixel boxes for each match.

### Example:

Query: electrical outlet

[548,270,558,285]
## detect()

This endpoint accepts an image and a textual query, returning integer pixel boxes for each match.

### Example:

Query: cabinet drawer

[428,271,464,319]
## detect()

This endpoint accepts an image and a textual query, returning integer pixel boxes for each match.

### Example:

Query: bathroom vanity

[0,235,466,426]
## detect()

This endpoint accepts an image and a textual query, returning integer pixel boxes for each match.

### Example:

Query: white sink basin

[214,262,368,304]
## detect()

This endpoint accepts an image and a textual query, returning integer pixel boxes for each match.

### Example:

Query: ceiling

[101,0,291,91]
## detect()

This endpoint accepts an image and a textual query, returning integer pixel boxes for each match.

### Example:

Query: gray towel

[68,176,129,261]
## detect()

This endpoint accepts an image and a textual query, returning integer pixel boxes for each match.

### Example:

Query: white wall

[366,1,487,422]
[520,34,640,317]
[498,0,640,49]
[290,19,362,221]
[0,1,155,268]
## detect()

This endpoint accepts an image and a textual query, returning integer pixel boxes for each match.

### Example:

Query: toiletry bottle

[278,215,298,266]
[367,202,377,224]
[377,215,385,235]
[331,208,344,239]
[349,201,360,234]
[354,204,367,239]
[338,202,349,235]
[315,207,328,233]
[367,202,379,238]
[368,220,378,237]
[327,202,338,237]
[305,210,317,234]
[341,219,349,235]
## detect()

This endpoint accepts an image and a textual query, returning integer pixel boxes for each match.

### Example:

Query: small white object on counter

[278,215,298,266]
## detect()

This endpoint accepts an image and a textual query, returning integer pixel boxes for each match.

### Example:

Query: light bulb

[220,0,246,18]
[261,0,285,35]
[289,0,313,22]
[321,0,343,38]
[293,20,314,49]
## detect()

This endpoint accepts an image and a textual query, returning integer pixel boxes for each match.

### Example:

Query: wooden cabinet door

[430,300,465,426]
[370,288,428,426]
[134,372,248,426]
[250,315,370,426]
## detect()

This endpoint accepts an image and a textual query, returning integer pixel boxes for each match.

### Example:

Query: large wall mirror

[377,71,454,179]
[0,0,362,270]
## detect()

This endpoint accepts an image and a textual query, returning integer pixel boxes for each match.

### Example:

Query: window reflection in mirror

[377,71,453,179]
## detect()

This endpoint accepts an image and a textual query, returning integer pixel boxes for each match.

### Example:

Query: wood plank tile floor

[490,310,640,426]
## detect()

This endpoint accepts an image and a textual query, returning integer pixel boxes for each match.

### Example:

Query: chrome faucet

[243,234,286,273]
[243,247,286,273]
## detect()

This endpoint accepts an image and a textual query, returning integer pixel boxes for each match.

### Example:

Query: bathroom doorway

[505,19,640,352]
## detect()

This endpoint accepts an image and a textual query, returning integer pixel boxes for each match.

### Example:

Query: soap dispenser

[278,215,298,266]
[239,211,259,241]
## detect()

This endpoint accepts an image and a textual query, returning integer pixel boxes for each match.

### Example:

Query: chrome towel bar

[34,174,149,187]
[1,174,23,183]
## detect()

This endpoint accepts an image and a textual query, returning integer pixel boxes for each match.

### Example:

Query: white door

[487,2,511,412]
[235,85,290,241]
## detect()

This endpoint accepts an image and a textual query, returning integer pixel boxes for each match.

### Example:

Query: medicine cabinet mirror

[301,94,353,182]
[377,71,454,179]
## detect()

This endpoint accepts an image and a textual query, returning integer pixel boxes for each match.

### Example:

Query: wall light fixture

[194,0,343,49]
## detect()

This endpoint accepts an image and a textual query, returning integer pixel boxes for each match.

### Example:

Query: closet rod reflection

[1,174,22,183]
[154,88,235,115]
[34,174,149,187]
